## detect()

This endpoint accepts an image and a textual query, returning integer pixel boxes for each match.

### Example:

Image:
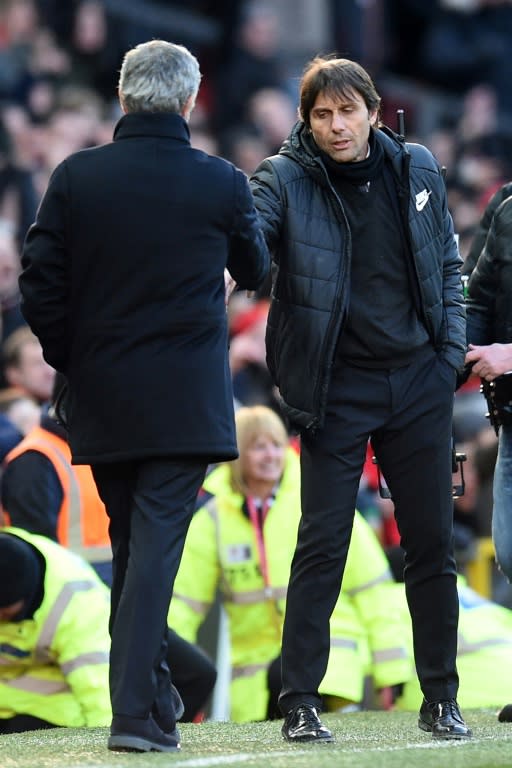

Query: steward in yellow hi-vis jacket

[169,406,411,722]
[393,575,512,711]
[0,527,111,733]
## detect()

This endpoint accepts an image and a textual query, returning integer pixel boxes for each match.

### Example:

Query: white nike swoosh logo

[415,190,432,212]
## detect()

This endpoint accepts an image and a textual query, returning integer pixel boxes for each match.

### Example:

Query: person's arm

[168,504,220,643]
[226,168,270,292]
[19,162,71,373]
[1,451,63,539]
[465,197,512,378]
[53,577,111,726]
[250,157,285,258]
[438,175,467,372]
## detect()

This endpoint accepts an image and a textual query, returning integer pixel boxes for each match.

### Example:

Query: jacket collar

[281,120,406,166]
[280,120,409,185]
[113,112,191,143]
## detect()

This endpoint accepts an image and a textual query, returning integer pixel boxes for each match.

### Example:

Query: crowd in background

[0,0,509,603]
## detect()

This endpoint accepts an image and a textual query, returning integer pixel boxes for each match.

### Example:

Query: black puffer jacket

[250,121,466,431]
[466,193,512,346]
[463,181,512,277]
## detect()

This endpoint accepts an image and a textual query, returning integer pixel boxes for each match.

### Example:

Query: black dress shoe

[282,704,334,743]
[498,703,512,722]
[108,714,181,752]
[418,699,472,739]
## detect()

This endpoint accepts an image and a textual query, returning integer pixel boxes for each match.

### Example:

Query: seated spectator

[2,325,55,403]
[0,526,111,733]
[169,405,410,722]
[1,396,112,584]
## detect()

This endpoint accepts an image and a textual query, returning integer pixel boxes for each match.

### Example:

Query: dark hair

[299,55,381,128]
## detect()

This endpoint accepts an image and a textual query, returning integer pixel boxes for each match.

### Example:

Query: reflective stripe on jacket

[0,527,111,726]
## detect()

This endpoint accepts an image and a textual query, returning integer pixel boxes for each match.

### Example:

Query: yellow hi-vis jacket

[0,527,111,726]
[169,448,411,722]
[395,576,512,710]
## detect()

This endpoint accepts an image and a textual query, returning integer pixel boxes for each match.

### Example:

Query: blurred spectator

[0,219,25,341]
[387,1,512,124]
[228,298,281,415]
[64,0,124,106]
[0,0,41,104]
[2,326,55,404]
[1,400,112,584]
[245,86,297,154]
[0,112,38,249]
[214,1,285,139]
[0,386,39,432]
[222,126,271,175]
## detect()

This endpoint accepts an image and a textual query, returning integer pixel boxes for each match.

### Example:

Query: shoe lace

[297,705,320,726]
[438,700,462,722]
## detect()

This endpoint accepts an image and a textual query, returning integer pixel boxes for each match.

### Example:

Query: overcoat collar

[112,112,191,143]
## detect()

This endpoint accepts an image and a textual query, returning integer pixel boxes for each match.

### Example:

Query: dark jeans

[92,457,207,721]
[279,352,459,713]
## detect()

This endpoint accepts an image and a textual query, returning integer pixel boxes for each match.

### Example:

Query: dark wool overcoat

[19,113,270,464]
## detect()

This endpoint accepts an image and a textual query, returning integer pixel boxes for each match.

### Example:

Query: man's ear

[182,95,196,121]
[118,91,127,114]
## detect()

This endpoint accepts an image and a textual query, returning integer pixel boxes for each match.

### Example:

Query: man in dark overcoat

[18,39,269,753]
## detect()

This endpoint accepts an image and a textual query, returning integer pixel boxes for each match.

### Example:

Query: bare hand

[465,343,512,381]
[224,269,237,306]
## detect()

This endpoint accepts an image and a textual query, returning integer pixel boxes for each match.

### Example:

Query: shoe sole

[282,733,334,743]
[418,720,472,739]
[108,735,180,752]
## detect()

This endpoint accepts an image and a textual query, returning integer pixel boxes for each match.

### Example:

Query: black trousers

[92,457,207,721]
[279,352,459,713]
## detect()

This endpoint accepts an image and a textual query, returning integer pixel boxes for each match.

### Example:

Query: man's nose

[332,112,346,131]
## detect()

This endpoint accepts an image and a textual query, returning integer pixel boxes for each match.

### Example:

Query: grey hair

[118,40,202,114]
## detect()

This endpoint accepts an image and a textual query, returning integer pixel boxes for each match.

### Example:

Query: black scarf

[319,129,384,186]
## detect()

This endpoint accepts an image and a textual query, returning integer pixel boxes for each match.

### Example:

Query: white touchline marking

[169,738,477,768]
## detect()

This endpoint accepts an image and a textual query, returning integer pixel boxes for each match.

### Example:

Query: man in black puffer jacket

[465,193,512,577]
[250,55,470,743]
[462,181,512,278]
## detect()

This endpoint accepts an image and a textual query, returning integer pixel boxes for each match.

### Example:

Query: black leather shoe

[418,699,472,740]
[282,704,334,743]
[108,714,181,752]
[498,703,512,722]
